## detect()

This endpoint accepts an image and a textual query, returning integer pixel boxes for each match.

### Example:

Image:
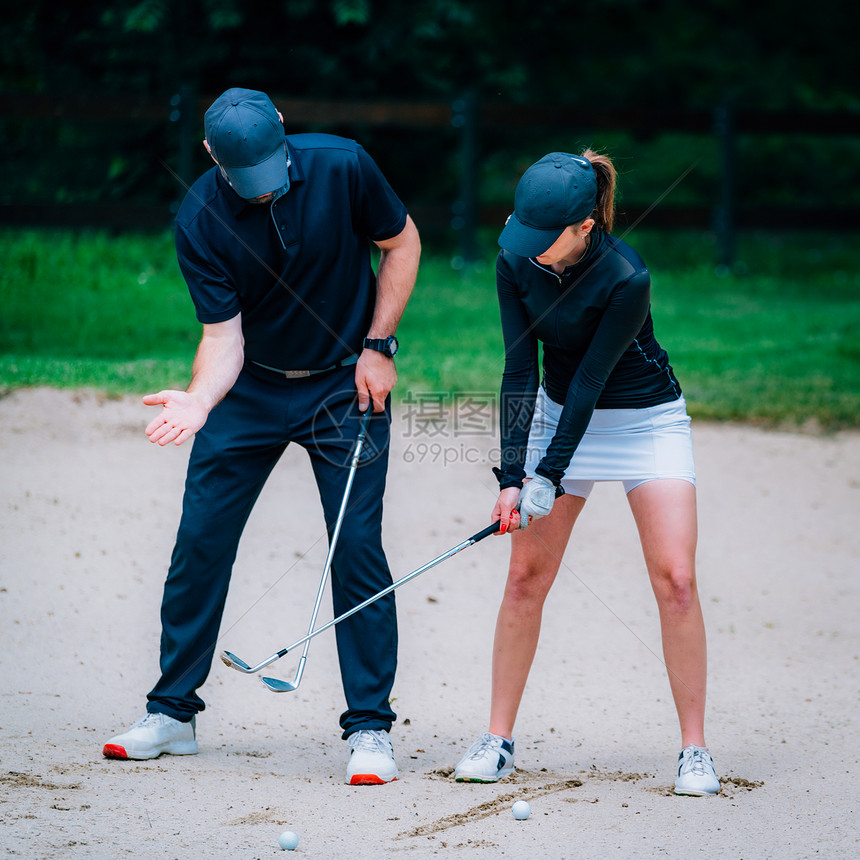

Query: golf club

[220,406,372,690]
[230,521,499,690]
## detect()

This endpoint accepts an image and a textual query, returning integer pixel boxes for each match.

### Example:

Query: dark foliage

[2,0,858,225]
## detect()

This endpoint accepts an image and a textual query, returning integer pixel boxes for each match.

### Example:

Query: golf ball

[512,800,531,820]
[278,830,299,851]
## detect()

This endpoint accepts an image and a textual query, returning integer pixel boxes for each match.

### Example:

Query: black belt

[251,353,359,379]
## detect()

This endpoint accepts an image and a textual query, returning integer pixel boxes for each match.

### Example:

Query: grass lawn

[1,228,858,430]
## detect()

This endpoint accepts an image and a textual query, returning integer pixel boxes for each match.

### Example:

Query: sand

[1,388,859,859]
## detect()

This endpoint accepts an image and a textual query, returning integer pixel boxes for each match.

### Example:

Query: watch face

[387,336,399,357]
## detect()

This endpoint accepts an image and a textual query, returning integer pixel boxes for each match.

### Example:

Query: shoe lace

[683,747,709,775]
[351,730,389,753]
[132,713,165,729]
[465,732,501,760]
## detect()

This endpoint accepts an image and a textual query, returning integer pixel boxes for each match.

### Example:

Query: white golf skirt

[524,387,696,499]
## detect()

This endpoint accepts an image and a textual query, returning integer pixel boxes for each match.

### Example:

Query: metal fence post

[451,89,479,263]
[169,83,197,212]
[713,103,736,271]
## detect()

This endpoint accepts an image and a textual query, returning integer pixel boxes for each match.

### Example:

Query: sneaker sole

[673,785,719,797]
[348,774,398,785]
[454,769,513,783]
[102,742,198,760]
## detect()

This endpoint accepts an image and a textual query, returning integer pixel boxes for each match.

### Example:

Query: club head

[260,676,299,693]
[220,650,253,672]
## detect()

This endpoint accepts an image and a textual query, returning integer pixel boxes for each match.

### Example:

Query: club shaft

[280,522,499,653]
[291,408,372,669]
[225,522,498,675]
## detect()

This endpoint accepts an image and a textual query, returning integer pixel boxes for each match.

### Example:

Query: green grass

[0,230,199,392]
[650,266,860,427]
[2,228,859,430]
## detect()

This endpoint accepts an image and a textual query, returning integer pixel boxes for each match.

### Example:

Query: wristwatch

[363,335,399,359]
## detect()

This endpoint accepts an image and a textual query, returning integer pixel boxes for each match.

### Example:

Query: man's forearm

[187,324,245,412]
[368,216,420,337]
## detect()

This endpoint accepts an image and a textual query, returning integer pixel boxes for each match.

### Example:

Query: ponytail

[581,149,617,233]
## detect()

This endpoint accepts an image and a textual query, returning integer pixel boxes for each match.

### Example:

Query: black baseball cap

[498,152,597,258]
[204,88,290,199]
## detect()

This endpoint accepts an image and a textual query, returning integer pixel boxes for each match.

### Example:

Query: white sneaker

[674,745,720,796]
[454,732,515,782]
[345,729,398,785]
[103,713,198,761]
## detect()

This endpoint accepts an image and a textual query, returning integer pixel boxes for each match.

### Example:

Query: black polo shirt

[174,132,408,371]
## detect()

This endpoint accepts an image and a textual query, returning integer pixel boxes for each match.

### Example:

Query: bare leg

[627,480,707,748]
[488,494,586,739]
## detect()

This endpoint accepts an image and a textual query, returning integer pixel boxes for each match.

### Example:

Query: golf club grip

[469,522,501,543]
[358,405,373,435]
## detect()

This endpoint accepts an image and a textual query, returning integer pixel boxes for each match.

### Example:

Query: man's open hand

[143,390,209,446]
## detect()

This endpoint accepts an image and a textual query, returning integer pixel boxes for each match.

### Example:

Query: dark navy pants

[146,365,397,738]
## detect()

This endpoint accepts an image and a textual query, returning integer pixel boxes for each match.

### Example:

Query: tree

[2,0,858,217]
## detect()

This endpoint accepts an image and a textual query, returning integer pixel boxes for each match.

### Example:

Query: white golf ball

[278,830,299,851]
[512,800,531,820]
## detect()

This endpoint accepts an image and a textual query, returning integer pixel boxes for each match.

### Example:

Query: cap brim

[498,213,565,258]
[223,145,289,200]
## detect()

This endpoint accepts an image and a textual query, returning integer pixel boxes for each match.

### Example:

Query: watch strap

[363,336,398,358]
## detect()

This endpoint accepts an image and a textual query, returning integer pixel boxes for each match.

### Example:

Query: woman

[454,151,719,796]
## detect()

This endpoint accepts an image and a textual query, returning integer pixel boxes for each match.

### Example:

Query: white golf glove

[517,475,558,529]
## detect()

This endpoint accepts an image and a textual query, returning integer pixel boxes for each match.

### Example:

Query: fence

[2,89,859,265]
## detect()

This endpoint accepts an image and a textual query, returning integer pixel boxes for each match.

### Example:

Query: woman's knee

[504,558,557,606]
[651,562,698,613]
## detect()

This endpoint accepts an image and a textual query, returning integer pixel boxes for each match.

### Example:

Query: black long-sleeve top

[496,230,682,490]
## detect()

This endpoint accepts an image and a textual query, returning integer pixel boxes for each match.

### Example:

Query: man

[103,88,420,785]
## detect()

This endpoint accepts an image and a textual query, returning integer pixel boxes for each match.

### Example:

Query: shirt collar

[529,228,604,275]
[216,139,305,216]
